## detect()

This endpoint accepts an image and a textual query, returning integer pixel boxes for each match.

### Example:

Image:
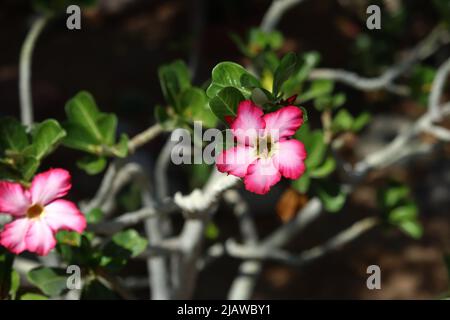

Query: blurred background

[0,0,449,299]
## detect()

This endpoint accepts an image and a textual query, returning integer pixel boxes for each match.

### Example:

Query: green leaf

[154,105,177,130]
[63,91,125,158]
[209,87,245,124]
[352,112,371,132]
[62,123,101,153]
[158,60,191,110]
[313,181,347,213]
[111,229,148,258]
[282,52,320,96]
[112,134,129,158]
[309,156,336,178]
[0,117,28,154]
[332,109,354,132]
[292,174,310,193]
[20,293,48,300]
[101,229,148,273]
[388,203,418,224]
[273,52,297,97]
[86,208,104,224]
[206,62,260,98]
[77,155,107,175]
[26,119,66,160]
[56,230,82,247]
[180,87,217,127]
[65,91,105,143]
[379,184,410,208]
[303,131,326,169]
[205,222,220,240]
[9,270,20,300]
[398,219,423,239]
[298,79,334,102]
[97,114,117,146]
[27,267,68,297]
[21,156,40,181]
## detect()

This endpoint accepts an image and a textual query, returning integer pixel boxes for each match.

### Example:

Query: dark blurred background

[0,0,449,299]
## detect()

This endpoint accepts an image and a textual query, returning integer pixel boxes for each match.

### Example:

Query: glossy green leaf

[206,62,259,98]
[65,91,105,142]
[298,79,334,102]
[0,117,28,154]
[77,155,107,175]
[292,174,310,193]
[398,219,423,239]
[9,270,20,300]
[209,87,245,124]
[388,203,418,224]
[26,119,66,160]
[332,109,354,132]
[273,52,298,96]
[111,229,148,258]
[309,156,336,178]
[313,181,347,212]
[20,293,49,300]
[86,208,104,224]
[352,112,371,132]
[27,267,68,297]
[158,60,191,110]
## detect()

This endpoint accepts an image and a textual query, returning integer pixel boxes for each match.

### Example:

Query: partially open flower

[216,100,307,194]
[0,168,86,256]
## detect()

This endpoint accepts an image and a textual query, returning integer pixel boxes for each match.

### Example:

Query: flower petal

[30,168,71,205]
[244,158,281,195]
[273,139,307,179]
[0,218,31,254]
[0,181,30,216]
[216,145,257,178]
[231,100,265,146]
[44,200,86,233]
[25,219,56,256]
[263,106,303,141]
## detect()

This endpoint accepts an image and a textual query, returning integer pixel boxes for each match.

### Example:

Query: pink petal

[0,218,31,254]
[273,139,307,179]
[231,100,265,146]
[44,199,86,233]
[263,106,303,141]
[30,168,71,205]
[0,181,30,216]
[216,145,257,178]
[25,219,56,256]
[244,158,281,195]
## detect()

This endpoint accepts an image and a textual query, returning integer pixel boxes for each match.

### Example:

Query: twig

[142,186,172,300]
[154,138,176,201]
[260,0,307,32]
[19,15,50,126]
[225,217,379,266]
[429,57,450,120]
[309,25,450,94]
[89,201,178,235]
[128,123,163,153]
[224,190,262,300]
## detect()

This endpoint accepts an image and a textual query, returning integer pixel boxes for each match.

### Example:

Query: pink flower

[0,168,86,256]
[216,100,307,195]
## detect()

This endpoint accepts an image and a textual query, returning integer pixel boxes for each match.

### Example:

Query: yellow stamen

[26,204,44,219]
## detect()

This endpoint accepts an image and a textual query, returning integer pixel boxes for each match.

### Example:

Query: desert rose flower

[216,100,307,194]
[0,168,86,256]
